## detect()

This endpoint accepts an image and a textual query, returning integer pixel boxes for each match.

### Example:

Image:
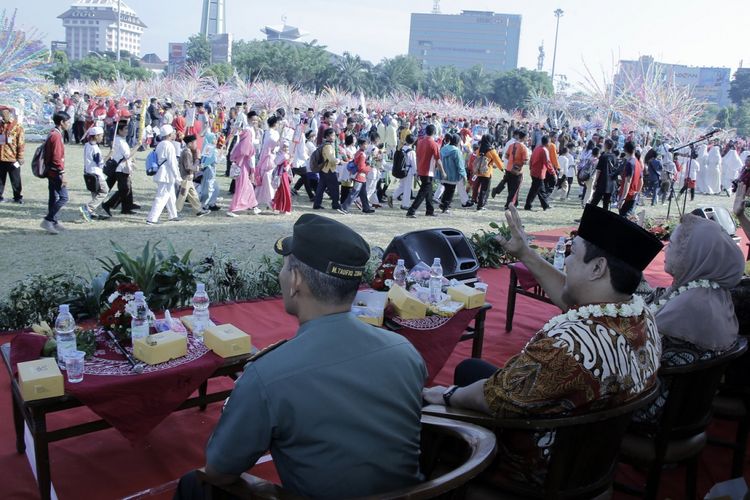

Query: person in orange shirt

[524,136,556,211]
[545,134,561,198]
[498,130,529,210]
[474,134,504,211]
[618,141,643,216]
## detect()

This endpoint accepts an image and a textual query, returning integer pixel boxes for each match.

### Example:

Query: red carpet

[1,227,747,499]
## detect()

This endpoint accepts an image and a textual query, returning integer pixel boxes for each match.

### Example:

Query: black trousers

[73,121,86,144]
[103,172,134,212]
[589,191,611,211]
[475,176,491,209]
[174,470,239,500]
[524,177,549,210]
[0,161,22,201]
[313,171,340,209]
[439,183,457,211]
[619,199,635,217]
[292,167,315,199]
[454,358,499,387]
[225,136,237,176]
[408,176,434,215]
[504,173,523,209]
[491,175,508,196]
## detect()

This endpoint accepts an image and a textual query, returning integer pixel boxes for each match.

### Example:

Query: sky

[6,0,749,89]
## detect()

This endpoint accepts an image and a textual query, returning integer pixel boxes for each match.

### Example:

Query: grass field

[0,141,735,298]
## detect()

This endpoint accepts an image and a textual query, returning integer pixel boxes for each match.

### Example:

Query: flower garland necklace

[648,279,720,314]
[542,295,647,332]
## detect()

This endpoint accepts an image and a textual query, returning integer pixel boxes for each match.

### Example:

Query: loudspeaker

[691,206,737,237]
[384,228,479,281]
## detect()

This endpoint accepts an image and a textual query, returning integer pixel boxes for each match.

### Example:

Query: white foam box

[204,324,252,358]
[180,314,216,333]
[17,357,65,401]
[351,290,389,326]
[447,283,486,309]
[387,285,428,319]
[133,331,188,365]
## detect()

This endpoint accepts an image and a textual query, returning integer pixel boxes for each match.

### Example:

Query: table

[2,343,252,500]
[505,263,554,331]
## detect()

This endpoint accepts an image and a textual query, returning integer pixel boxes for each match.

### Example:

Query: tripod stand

[668,129,721,219]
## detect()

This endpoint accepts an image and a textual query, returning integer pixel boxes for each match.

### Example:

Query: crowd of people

[2,93,750,233]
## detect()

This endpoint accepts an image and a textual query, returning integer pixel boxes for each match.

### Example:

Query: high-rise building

[408,10,521,72]
[615,56,731,107]
[201,0,226,37]
[57,0,146,61]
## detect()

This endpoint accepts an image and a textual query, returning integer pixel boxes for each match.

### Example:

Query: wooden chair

[422,384,660,499]
[616,337,748,500]
[194,414,497,499]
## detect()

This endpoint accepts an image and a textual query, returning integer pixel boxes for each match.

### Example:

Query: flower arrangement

[99,282,142,344]
[644,218,674,241]
[542,296,647,332]
[371,253,400,291]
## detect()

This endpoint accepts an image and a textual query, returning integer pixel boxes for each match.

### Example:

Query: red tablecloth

[386,308,482,385]
[10,329,223,443]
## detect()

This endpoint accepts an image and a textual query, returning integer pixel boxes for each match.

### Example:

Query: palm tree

[333,52,371,93]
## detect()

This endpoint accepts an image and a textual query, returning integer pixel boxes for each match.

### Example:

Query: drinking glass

[65,350,85,383]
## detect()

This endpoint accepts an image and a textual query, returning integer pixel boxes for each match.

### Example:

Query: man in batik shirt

[423,204,664,483]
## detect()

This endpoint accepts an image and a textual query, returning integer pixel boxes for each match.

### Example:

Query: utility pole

[116,0,121,61]
[551,8,563,90]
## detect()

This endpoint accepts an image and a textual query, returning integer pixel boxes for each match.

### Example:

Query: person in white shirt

[102,122,138,216]
[146,125,182,224]
[80,127,110,221]
[391,134,417,210]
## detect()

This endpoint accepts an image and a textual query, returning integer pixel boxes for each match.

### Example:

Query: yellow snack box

[132,331,188,365]
[388,285,427,320]
[447,284,486,309]
[351,290,389,326]
[204,324,253,358]
[18,358,65,401]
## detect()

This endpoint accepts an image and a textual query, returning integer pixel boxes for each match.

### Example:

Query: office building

[615,56,731,107]
[201,0,226,38]
[408,10,521,71]
[58,0,146,60]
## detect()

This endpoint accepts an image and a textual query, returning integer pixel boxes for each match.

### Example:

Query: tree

[715,106,735,130]
[332,52,371,93]
[733,101,750,136]
[423,66,463,99]
[461,65,493,104]
[373,56,423,94]
[50,50,70,85]
[491,69,553,110]
[205,63,234,83]
[186,34,212,65]
[729,70,750,106]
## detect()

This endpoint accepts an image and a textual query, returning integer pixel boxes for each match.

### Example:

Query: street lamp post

[550,8,563,89]
[116,0,121,61]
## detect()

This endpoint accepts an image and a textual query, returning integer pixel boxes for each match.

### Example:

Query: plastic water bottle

[553,237,566,271]
[130,291,150,342]
[55,304,76,369]
[191,283,210,340]
[393,259,407,288]
[429,258,444,304]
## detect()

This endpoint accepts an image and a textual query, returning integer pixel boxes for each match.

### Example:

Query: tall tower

[201,0,226,37]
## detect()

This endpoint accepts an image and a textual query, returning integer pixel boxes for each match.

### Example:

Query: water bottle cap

[433,258,441,264]
[196,283,205,293]
[134,291,144,299]
[397,259,404,266]
[558,237,566,243]
[59,304,69,313]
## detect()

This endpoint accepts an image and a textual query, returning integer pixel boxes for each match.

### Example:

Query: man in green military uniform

[176,214,427,499]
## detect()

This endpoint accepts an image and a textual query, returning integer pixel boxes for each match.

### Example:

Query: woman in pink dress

[272,143,293,214]
[227,114,261,217]
[254,115,281,211]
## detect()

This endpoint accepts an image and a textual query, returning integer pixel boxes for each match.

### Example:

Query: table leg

[506,269,518,332]
[199,381,208,411]
[471,309,486,359]
[30,410,52,500]
[12,392,25,453]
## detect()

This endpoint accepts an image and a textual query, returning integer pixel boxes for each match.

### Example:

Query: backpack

[30,143,48,178]
[475,155,490,176]
[391,148,408,179]
[577,157,596,183]
[145,150,166,176]
[308,145,326,173]
[607,156,624,179]
[346,160,358,175]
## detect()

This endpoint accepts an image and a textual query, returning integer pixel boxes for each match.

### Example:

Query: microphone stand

[668,129,721,218]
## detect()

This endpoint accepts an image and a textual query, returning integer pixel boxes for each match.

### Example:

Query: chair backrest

[196,415,497,500]
[423,383,660,498]
[655,337,748,443]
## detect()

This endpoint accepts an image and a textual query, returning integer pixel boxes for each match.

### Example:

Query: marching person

[102,121,138,216]
[79,126,110,221]
[176,135,209,218]
[0,106,25,204]
[146,125,182,225]
[41,111,71,234]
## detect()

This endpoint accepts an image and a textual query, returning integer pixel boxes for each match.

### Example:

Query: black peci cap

[577,205,663,271]
[274,214,370,280]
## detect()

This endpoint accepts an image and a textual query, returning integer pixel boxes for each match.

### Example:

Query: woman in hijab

[635,214,745,423]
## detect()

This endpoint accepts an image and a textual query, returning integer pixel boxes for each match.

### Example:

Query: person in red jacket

[406,124,444,218]
[41,111,72,234]
[524,135,556,211]
[339,138,374,214]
